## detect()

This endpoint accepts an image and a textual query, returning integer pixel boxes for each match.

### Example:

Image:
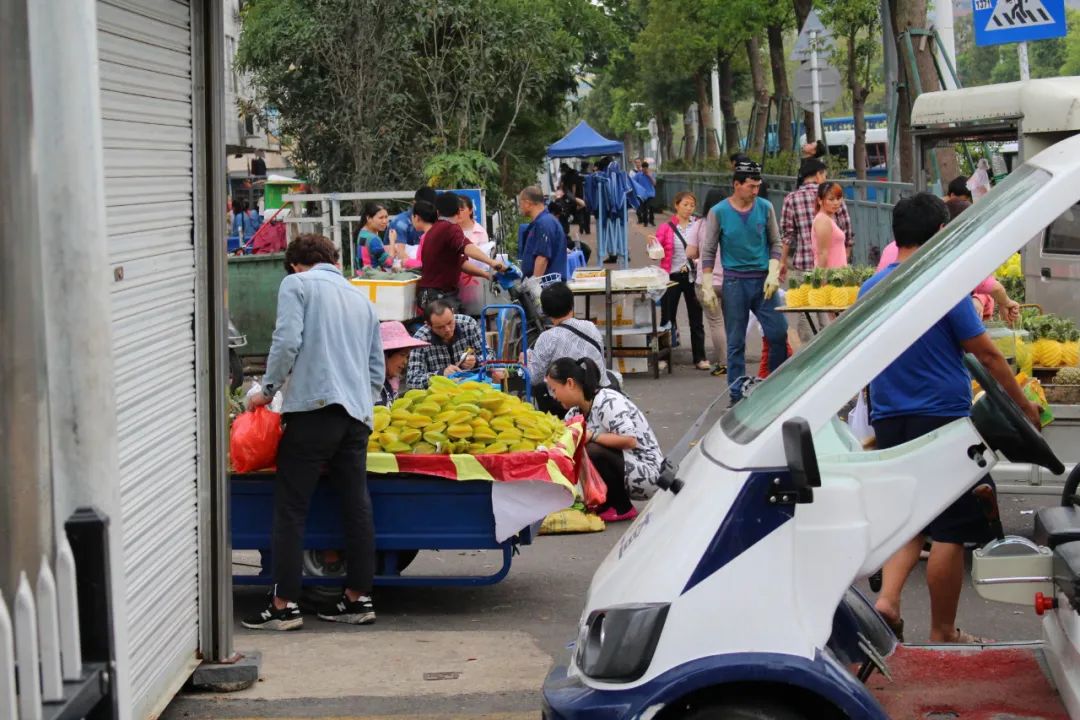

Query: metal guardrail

[655,172,915,266]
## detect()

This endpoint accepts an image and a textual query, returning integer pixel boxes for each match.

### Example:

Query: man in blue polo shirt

[388,186,438,246]
[518,185,568,281]
[860,192,1040,645]
[699,159,788,403]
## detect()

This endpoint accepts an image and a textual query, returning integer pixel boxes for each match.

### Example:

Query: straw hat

[380,321,429,352]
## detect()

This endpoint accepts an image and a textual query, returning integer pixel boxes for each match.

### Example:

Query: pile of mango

[370,376,565,455]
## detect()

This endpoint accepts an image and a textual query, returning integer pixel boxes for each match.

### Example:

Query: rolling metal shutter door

[97,0,201,715]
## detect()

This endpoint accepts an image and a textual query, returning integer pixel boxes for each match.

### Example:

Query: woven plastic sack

[230,406,283,472]
[540,508,606,535]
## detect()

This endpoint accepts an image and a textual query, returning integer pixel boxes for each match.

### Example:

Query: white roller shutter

[97,0,201,716]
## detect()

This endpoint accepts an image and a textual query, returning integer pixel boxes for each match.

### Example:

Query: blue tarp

[546,121,624,159]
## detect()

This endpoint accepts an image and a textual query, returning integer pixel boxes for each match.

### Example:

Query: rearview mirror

[782,418,821,490]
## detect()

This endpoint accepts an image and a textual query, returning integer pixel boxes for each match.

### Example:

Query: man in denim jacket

[244,234,384,630]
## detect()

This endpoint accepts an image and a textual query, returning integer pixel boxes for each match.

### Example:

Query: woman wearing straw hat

[378,321,430,406]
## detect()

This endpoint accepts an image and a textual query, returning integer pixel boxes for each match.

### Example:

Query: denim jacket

[262,264,384,429]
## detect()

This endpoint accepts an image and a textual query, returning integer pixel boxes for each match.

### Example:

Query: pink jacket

[655,219,692,273]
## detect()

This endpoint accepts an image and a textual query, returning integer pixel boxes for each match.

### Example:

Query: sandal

[695,360,712,371]
[950,628,992,644]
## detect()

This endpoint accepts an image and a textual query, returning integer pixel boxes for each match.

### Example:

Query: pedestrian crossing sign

[972,0,1068,47]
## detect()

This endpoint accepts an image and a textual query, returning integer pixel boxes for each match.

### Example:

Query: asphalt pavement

[163,217,1061,719]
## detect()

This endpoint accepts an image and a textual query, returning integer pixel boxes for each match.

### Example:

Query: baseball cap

[733,159,762,177]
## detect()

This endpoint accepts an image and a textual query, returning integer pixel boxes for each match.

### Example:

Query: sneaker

[597,506,638,523]
[318,593,376,625]
[695,360,711,371]
[241,600,303,631]
[710,364,727,376]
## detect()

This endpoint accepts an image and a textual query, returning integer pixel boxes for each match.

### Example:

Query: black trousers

[587,442,632,514]
[637,198,655,226]
[660,270,707,364]
[273,404,375,601]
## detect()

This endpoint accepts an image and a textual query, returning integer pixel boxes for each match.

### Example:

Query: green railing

[655,172,915,266]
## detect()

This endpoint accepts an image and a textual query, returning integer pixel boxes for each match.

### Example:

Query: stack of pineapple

[1023,313,1080,368]
[370,376,565,455]
[786,267,875,309]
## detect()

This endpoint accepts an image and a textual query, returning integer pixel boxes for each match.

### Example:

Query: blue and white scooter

[543,135,1080,719]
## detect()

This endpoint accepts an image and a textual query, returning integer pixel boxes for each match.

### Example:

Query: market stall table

[569,272,675,379]
[230,422,584,588]
[777,305,848,335]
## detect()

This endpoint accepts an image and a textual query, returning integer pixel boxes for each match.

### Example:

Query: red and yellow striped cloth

[366,419,584,493]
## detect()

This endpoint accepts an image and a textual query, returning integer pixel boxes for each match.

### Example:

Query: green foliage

[422,151,500,190]
[956,9,1080,86]
[236,0,614,200]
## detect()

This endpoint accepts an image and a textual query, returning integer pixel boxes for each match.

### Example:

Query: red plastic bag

[580,453,607,511]
[567,416,607,510]
[230,406,283,472]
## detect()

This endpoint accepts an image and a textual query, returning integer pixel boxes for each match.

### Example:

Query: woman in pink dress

[812,181,849,269]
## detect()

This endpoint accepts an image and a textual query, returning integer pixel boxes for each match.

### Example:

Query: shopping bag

[230,406,283,472]
[847,389,875,447]
[581,453,607,510]
[646,237,665,261]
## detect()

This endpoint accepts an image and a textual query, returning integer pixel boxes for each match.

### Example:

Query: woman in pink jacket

[654,191,709,370]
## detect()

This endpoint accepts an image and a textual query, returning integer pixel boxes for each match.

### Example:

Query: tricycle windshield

[721,164,1049,445]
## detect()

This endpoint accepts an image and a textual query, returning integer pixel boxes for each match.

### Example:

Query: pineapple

[807,269,830,307]
[1054,366,1080,385]
[1033,321,1065,367]
[827,270,848,308]
[1063,327,1080,367]
[786,277,806,308]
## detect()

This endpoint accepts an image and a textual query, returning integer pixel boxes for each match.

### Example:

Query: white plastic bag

[646,237,665,261]
[847,390,874,446]
[967,159,992,201]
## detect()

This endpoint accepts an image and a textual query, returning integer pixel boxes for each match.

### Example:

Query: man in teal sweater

[699,160,789,403]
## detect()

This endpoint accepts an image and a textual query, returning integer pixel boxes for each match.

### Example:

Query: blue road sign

[972,0,1068,46]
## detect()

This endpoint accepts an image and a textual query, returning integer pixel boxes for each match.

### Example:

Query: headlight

[574,602,669,682]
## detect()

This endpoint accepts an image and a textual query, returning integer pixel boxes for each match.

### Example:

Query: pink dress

[812,213,848,268]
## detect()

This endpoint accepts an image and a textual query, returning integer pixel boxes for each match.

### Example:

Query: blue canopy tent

[545,122,630,267]
[546,121,625,160]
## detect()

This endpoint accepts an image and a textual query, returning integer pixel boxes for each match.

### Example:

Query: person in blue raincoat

[387,186,438,246]
[232,198,263,246]
[632,160,656,227]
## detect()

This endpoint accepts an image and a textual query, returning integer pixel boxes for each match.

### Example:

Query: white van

[542,135,1080,719]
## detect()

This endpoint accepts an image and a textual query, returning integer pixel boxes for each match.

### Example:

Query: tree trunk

[793,0,816,142]
[718,53,741,155]
[767,23,794,153]
[659,114,674,165]
[624,131,636,161]
[889,0,956,184]
[848,34,868,182]
[683,104,695,163]
[694,71,719,159]
[747,37,769,155]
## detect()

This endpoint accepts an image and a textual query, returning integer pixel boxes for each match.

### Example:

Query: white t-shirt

[575,388,663,500]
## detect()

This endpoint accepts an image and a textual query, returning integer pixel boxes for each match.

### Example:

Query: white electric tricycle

[542,136,1080,719]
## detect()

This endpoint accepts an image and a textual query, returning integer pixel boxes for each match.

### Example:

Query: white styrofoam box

[349,276,419,321]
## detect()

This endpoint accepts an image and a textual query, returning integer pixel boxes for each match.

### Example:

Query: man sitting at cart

[405,299,486,390]
[528,282,620,415]
[861,192,1042,644]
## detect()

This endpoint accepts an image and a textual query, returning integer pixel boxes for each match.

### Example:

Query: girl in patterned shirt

[545,358,664,522]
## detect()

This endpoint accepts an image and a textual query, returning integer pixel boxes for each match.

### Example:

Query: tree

[236,0,419,191]
[1062,10,1080,74]
[793,0,818,142]
[888,0,954,183]
[820,0,880,180]
[765,4,797,154]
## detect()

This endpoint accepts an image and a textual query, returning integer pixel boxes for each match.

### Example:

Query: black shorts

[872,414,996,546]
